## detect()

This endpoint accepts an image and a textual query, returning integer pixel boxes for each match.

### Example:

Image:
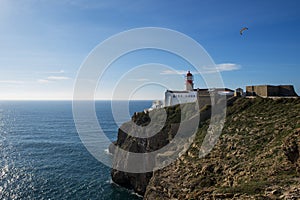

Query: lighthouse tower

[186,71,194,91]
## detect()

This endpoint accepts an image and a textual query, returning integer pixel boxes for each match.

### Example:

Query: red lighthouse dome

[186,71,194,91]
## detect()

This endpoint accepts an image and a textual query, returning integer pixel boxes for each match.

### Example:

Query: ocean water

[0,100,152,200]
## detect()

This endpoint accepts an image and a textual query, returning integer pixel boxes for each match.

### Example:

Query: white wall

[164,91,197,106]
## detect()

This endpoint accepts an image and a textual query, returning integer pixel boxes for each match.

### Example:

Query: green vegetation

[145,97,300,199]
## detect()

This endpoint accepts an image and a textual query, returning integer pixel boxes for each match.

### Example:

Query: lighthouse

[163,70,197,107]
[186,71,194,91]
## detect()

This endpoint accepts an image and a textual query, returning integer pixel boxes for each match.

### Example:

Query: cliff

[111,97,300,199]
[111,102,210,195]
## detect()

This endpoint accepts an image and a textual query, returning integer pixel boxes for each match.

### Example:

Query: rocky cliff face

[110,102,211,195]
[111,97,300,199]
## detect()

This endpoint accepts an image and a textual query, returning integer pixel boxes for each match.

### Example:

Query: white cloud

[37,79,50,83]
[50,70,65,74]
[0,80,24,84]
[36,70,65,74]
[160,63,240,75]
[37,76,70,84]
[47,76,70,80]
[128,78,150,82]
[215,63,241,72]
[160,70,187,75]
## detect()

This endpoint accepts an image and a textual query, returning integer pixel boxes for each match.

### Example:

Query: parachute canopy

[240,27,248,35]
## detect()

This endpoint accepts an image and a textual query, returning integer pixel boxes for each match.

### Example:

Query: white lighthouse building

[164,71,198,107]
[145,70,235,112]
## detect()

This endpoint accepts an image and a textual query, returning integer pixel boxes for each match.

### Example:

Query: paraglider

[240,27,248,35]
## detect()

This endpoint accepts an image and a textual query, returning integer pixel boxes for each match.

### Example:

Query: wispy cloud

[128,78,150,82]
[47,76,70,80]
[215,63,241,72]
[160,63,241,75]
[37,79,50,83]
[0,80,24,84]
[160,70,187,75]
[36,70,65,74]
[37,76,70,84]
[50,70,65,74]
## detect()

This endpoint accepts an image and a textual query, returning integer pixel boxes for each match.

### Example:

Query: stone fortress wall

[246,85,298,97]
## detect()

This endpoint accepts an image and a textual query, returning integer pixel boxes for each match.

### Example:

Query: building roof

[166,88,234,93]
[166,90,194,93]
[246,84,294,87]
[193,88,234,92]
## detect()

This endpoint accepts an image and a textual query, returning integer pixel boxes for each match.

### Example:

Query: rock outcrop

[111,97,300,199]
[110,102,212,195]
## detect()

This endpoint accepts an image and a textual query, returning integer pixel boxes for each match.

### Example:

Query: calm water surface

[0,101,151,199]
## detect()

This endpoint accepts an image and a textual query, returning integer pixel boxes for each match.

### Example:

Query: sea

[0,100,152,200]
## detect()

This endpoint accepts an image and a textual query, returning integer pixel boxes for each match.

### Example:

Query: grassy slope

[145,97,300,199]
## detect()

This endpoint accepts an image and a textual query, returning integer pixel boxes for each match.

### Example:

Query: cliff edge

[111,102,210,195]
[111,97,300,199]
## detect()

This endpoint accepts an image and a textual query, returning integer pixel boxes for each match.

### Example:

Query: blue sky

[0,0,299,100]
